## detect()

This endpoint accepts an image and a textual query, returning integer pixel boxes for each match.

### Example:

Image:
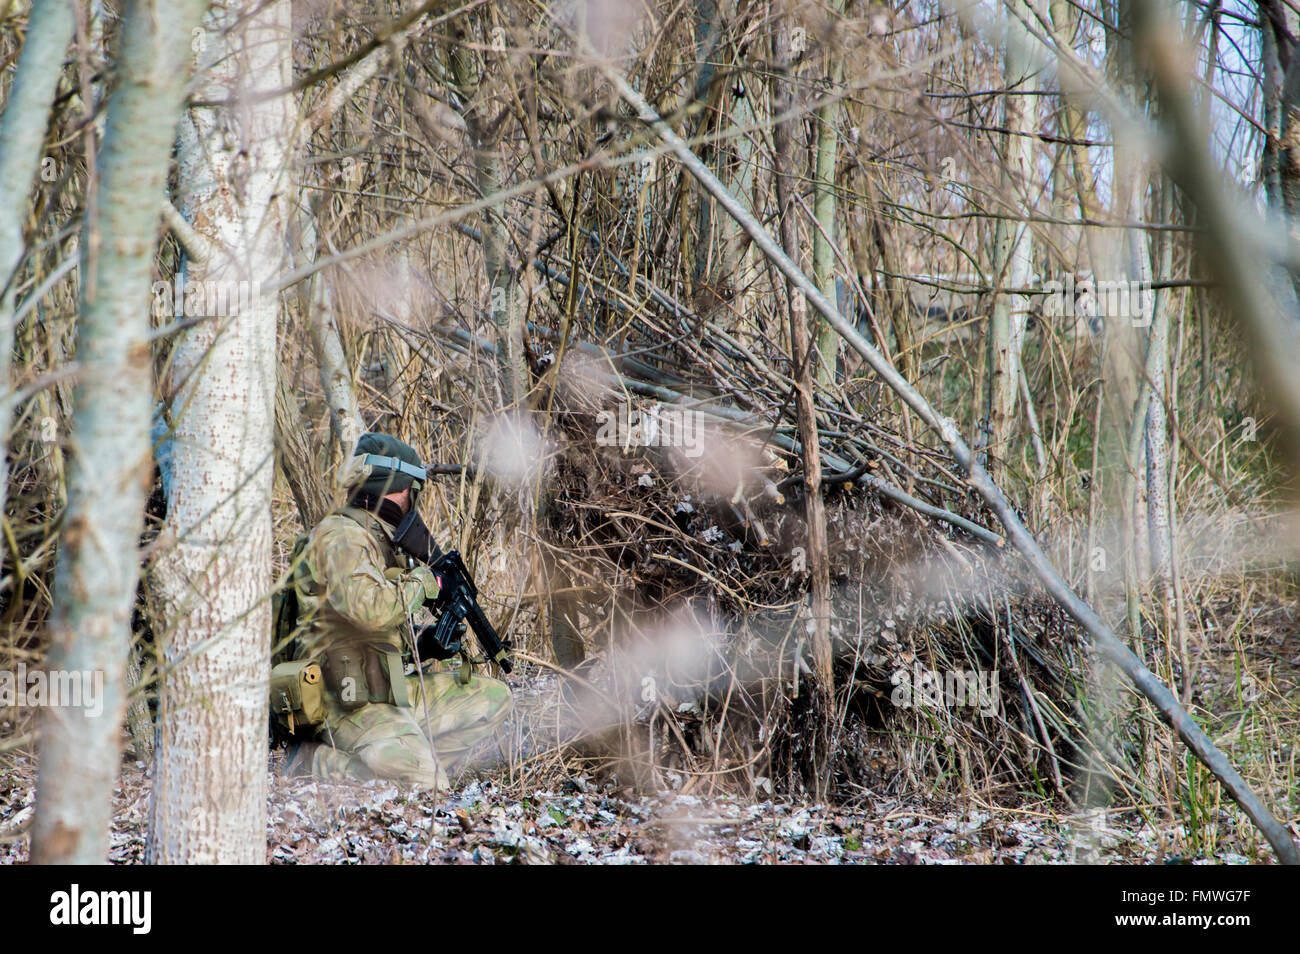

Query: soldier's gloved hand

[416,619,468,660]
[393,565,440,610]
[410,565,441,601]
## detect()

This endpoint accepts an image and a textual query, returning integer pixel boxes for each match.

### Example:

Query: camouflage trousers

[310,670,511,789]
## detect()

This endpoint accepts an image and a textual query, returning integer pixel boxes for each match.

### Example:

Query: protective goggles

[361,453,426,494]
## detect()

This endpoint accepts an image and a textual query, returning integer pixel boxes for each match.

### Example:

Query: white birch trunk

[146,0,291,865]
[812,0,845,390]
[985,0,1035,476]
[1143,179,1174,585]
[726,78,759,328]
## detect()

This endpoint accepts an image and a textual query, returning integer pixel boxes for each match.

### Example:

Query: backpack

[271,533,311,667]
[270,533,326,739]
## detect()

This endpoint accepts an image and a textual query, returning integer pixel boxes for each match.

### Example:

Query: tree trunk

[773,14,834,795]
[690,0,722,297]
[1265,3,1300,322]
[1049,0,1103,298]
[31,0,208,866]
[1144,181,1174,585]
[147,0,290,865]
[984,0,1035,479]
[811,0,845,390]
[725,43,759,323]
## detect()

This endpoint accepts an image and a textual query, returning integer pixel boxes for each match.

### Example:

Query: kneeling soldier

[274,433,511,788]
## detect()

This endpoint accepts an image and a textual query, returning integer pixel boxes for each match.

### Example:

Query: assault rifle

[390,510,513,674]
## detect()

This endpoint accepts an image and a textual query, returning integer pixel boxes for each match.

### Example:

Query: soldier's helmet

[337,432,426,501]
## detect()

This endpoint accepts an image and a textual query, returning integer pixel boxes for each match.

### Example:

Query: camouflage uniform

[289,437,511,789]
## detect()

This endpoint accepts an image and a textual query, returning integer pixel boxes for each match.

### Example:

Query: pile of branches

[406,247,1124,806]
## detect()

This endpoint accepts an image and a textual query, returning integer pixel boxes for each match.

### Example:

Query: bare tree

[31,0,209,865]
[771,13,835,794]
[812,0,846,391]
[984,0,1036,479]
[147,0,291,865]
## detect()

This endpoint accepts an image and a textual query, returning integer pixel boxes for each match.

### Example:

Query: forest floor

[0,749,1276,864]
[0,594,1292,865]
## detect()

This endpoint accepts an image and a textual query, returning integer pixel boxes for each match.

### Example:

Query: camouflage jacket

[292,506,428,661]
